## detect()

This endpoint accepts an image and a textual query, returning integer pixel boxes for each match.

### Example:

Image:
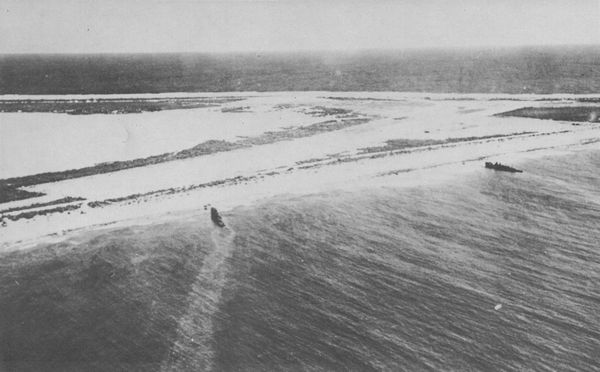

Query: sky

[0,0,599,53]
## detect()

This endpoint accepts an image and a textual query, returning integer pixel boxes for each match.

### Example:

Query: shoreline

[1,143,598,254]
[1,91,599,250]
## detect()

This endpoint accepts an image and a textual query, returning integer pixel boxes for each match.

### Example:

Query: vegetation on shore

[0,186,44,204]
[496,106,600,122]
[1,203,82,223]
[0,197,85,214]
[358,132,536,154]
[0,107,372,204]
[0,97,245,115]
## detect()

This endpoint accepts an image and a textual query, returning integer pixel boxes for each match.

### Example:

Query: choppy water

[1,149,599,371]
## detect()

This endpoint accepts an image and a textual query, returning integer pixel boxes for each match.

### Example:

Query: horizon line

[2,43,599,56]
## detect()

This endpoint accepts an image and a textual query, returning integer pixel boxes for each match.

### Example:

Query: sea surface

[2,46,600,94]
[1,149,599,371]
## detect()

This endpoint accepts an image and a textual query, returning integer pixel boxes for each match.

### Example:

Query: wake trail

[161,227,236,372]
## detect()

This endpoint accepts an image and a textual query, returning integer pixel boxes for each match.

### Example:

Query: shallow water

[1,150,599,371]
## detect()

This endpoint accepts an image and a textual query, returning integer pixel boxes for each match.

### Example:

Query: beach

[1,92,599,249]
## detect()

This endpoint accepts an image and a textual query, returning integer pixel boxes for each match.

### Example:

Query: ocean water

[1,149,599,371]
[2,46,600,94]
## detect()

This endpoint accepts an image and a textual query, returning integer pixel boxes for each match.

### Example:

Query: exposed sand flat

[1,92,584,179]
[1,92,599,250]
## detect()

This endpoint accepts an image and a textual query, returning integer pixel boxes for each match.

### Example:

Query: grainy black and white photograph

[1,0,599,371]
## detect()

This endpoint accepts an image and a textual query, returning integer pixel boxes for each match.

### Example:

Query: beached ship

[211,207,226,227]
[485,162,523,173]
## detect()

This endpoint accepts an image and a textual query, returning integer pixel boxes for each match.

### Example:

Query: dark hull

[211,207,226,227]
[485,162,523,173]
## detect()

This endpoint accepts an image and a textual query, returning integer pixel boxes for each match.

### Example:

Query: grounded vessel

[485,162,523,173]
[211,207,226,227]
